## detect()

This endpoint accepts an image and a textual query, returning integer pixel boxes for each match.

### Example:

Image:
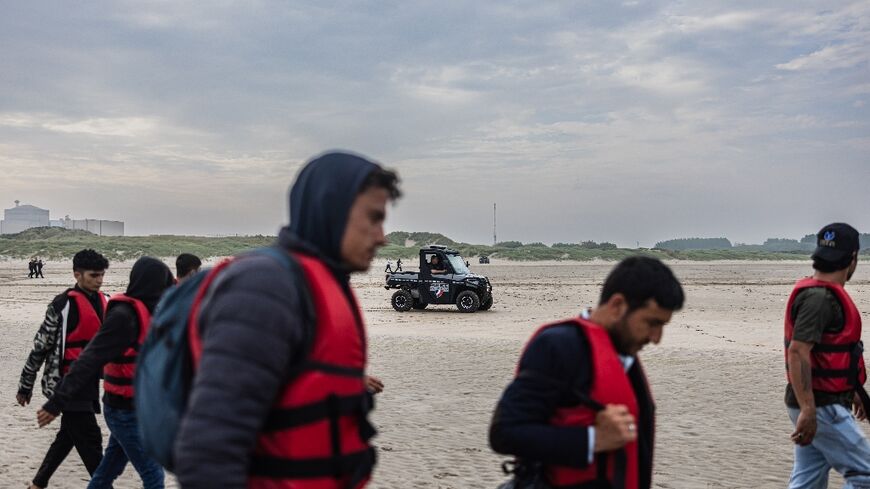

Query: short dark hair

[599,256,684,312]
[360,167,401,200]
[812,253,855,273]
[73,249,109,272]
[176,253,202,278]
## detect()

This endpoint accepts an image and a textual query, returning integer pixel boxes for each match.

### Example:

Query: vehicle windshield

[446,254,470,275]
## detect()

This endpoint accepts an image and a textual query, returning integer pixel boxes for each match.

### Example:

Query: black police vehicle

[385,245,493,313]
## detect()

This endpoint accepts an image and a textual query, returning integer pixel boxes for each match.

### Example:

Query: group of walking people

[16,151,870,489]
[28,257,45,278]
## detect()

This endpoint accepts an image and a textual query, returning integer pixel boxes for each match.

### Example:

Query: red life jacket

[103,294,152,400]
[521,318,647,489]
[62,290,108,375]
[784,278,866,392]
[190,252,374,489]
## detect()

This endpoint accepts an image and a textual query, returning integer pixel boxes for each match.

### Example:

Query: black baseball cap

[811,223,859,263]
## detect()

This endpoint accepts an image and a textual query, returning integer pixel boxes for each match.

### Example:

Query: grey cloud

[1,1,868,244]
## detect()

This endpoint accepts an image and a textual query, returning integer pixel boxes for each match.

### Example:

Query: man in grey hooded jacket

[174,151,400,488]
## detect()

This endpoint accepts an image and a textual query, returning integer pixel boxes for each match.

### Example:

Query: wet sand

[1,259,868,488]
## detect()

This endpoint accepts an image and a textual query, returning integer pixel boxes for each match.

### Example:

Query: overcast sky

[1,1,868,247]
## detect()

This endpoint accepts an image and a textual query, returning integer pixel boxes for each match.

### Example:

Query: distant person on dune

[175,253,202,284]
[490,256,684,489]
[17,249,110,489]
[783,223,870,488]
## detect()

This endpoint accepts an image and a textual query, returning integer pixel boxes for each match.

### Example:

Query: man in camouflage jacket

[17,249,109,489]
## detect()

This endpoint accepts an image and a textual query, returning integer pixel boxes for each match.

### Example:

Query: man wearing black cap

[783,223,870,488]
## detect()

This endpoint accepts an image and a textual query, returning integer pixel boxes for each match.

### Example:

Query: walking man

[39,256,175,488]
[17,249,109,489]
[784,223,870,488]
[396,258,402,272]
[385,258,393,273]
[490,256,684,489]
[28,258,36,278]
[174,151,400,488]
[36,259,45,278]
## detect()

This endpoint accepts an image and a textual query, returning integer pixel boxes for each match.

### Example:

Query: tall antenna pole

[493,203,497,246]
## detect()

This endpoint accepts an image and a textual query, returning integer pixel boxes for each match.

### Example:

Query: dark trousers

[33,411,103,487]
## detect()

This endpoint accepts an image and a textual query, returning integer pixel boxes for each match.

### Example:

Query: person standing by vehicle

[174,151,400,488]
[17,249,109,489]
[784,223,870,488]
[489,256,684,489]
[38,256,175,489]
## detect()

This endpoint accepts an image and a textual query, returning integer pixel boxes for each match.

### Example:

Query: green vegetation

[0,227,272,260]
[654,237,732,250]
[380,233,825,262]
[2,227,867,262]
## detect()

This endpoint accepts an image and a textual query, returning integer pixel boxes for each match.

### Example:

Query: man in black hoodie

[39,256,175,489]
[174,151,400,488]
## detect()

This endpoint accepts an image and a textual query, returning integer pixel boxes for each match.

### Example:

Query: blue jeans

[88,404,164,489]
[788,405,870,489]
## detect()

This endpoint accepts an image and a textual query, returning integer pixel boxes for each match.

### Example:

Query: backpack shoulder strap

[249,247,317,380]
[190,247,316,376]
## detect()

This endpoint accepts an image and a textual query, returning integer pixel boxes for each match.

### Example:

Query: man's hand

[365,375,384,394]
[593,404,637,452]
[854,392,867,421]
[16,392,31,406]
[791,408,817,445]
[37,409,57,428]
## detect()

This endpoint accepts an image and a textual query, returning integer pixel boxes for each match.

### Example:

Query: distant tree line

[654,238,732,250]
[655,233,870,252]
[553,240,618,250]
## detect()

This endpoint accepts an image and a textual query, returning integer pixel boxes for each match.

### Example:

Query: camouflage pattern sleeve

[18,301,63,395]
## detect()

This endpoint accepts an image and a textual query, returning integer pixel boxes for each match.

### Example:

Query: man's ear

[602,293,629,323]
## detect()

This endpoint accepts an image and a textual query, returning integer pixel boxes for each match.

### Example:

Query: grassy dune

[0,227,848,262]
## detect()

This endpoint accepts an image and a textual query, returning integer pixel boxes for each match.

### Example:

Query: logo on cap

[824,231,835,241]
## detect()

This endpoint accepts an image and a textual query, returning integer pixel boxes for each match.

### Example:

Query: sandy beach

[2,259,868,488]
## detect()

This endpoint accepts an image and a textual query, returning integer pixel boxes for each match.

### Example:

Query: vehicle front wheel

[456,290,480,313]
[391,290,413,312]
[479,294,493,311]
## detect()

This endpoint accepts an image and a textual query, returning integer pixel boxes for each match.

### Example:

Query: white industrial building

[0,201,124,236]
[60,216,125,236]
[0,201,49,234]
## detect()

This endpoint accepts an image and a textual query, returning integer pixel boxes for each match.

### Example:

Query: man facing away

[175,253,202,283]
[490,256,684,489]
[17,249,109,489]
[174,151,400,488]
[784,222,870,488]
[37,258,45,278]
[38,256,175,488]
